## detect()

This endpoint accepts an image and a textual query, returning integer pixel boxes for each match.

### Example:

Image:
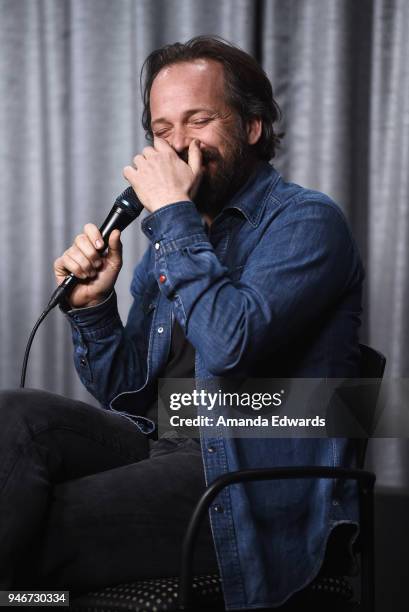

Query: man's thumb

[107,229,122,264]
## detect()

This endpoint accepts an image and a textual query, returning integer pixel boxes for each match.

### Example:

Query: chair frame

[178,466,376,612]
[70,345,385,612]
[178,343,386,612]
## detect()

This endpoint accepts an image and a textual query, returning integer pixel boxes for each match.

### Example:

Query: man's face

[149,59,254,217]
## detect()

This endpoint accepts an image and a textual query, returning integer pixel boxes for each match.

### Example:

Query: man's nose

[169,125,193,153]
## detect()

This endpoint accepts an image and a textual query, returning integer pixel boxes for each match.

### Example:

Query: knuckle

[84,223,96,235]
[74,233,84,246]
[78,234,93,252]
[124,165,135,180]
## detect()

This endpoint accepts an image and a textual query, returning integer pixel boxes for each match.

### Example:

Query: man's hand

[54,226,122,309]
[123,137,203,213]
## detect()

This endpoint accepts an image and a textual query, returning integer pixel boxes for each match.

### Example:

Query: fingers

[141,146,156,158]
[64,244,98,279]
[153,135,174,153]
[124,153,145,191]
[123,165,138,189]
[188,139,203,177]
[130,148,157,173]
[55,224,105,280]
[132,153,146,169]
[74,226,104,267]
[60,252,94,280]
[83,222,104,251]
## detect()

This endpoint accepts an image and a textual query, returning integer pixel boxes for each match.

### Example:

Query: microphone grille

[115,186,144,217]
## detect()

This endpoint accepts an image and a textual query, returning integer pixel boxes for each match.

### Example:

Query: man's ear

[246,117,263,145]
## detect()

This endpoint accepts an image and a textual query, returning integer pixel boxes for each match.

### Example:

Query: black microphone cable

[20,186,143,388]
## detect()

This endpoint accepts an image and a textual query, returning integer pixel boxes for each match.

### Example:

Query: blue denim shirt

[64,162,364,609]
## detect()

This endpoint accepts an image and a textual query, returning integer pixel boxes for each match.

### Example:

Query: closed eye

[153,128,170,137]
[191,118,211,125]
[153,116,213,137]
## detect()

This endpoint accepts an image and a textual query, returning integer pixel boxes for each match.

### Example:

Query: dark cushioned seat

[70,573,355,611]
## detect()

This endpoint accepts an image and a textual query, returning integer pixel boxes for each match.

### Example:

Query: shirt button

[333,499,339,506]
[213,504,224,513]
[80,358,87,367]
[207,445,216,453]
[159,274,167,284]
[146,226,153,234]
[154,242,160,250]
[157,326,164,334]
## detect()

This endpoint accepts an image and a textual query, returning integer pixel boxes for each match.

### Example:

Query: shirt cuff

[60,291,120,330]
[141,200,208,254]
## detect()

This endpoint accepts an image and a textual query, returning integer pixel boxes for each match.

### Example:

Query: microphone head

[115,186,144,218]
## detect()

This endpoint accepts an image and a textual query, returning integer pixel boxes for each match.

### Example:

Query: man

[0,36,364,609]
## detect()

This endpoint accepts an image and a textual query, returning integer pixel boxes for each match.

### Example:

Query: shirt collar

[224,161,280,227]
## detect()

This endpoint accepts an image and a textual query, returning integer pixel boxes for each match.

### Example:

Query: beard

[177,125,254,219]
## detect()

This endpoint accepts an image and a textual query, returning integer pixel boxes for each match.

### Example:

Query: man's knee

[0,388,60,425]
[0,388,30,419]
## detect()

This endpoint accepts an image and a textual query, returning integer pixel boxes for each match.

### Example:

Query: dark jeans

[0,388,219,594]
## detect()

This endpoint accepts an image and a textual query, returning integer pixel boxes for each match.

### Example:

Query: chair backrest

[356,343,387,469]
[326,344,387,469]
[359,343,386,379]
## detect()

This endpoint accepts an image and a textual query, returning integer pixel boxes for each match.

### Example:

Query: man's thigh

[26,438,218,593]
[0,388,151,482]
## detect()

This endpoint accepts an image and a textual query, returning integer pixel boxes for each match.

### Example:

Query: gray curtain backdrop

[1,1,408,484]
[1,1,409,607]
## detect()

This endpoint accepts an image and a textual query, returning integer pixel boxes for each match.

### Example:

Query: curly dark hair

[140,35,284,161]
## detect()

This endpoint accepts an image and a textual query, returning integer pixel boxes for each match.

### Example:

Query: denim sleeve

[61,249,151,407]
[142,199,363,376]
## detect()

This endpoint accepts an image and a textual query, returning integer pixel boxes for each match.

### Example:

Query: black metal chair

[71,344,386,612]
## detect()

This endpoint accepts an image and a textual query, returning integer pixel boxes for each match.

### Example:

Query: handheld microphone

[20,186,143,388]
[47,186,143,310]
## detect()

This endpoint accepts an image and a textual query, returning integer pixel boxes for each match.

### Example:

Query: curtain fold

[0,0,408,488]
